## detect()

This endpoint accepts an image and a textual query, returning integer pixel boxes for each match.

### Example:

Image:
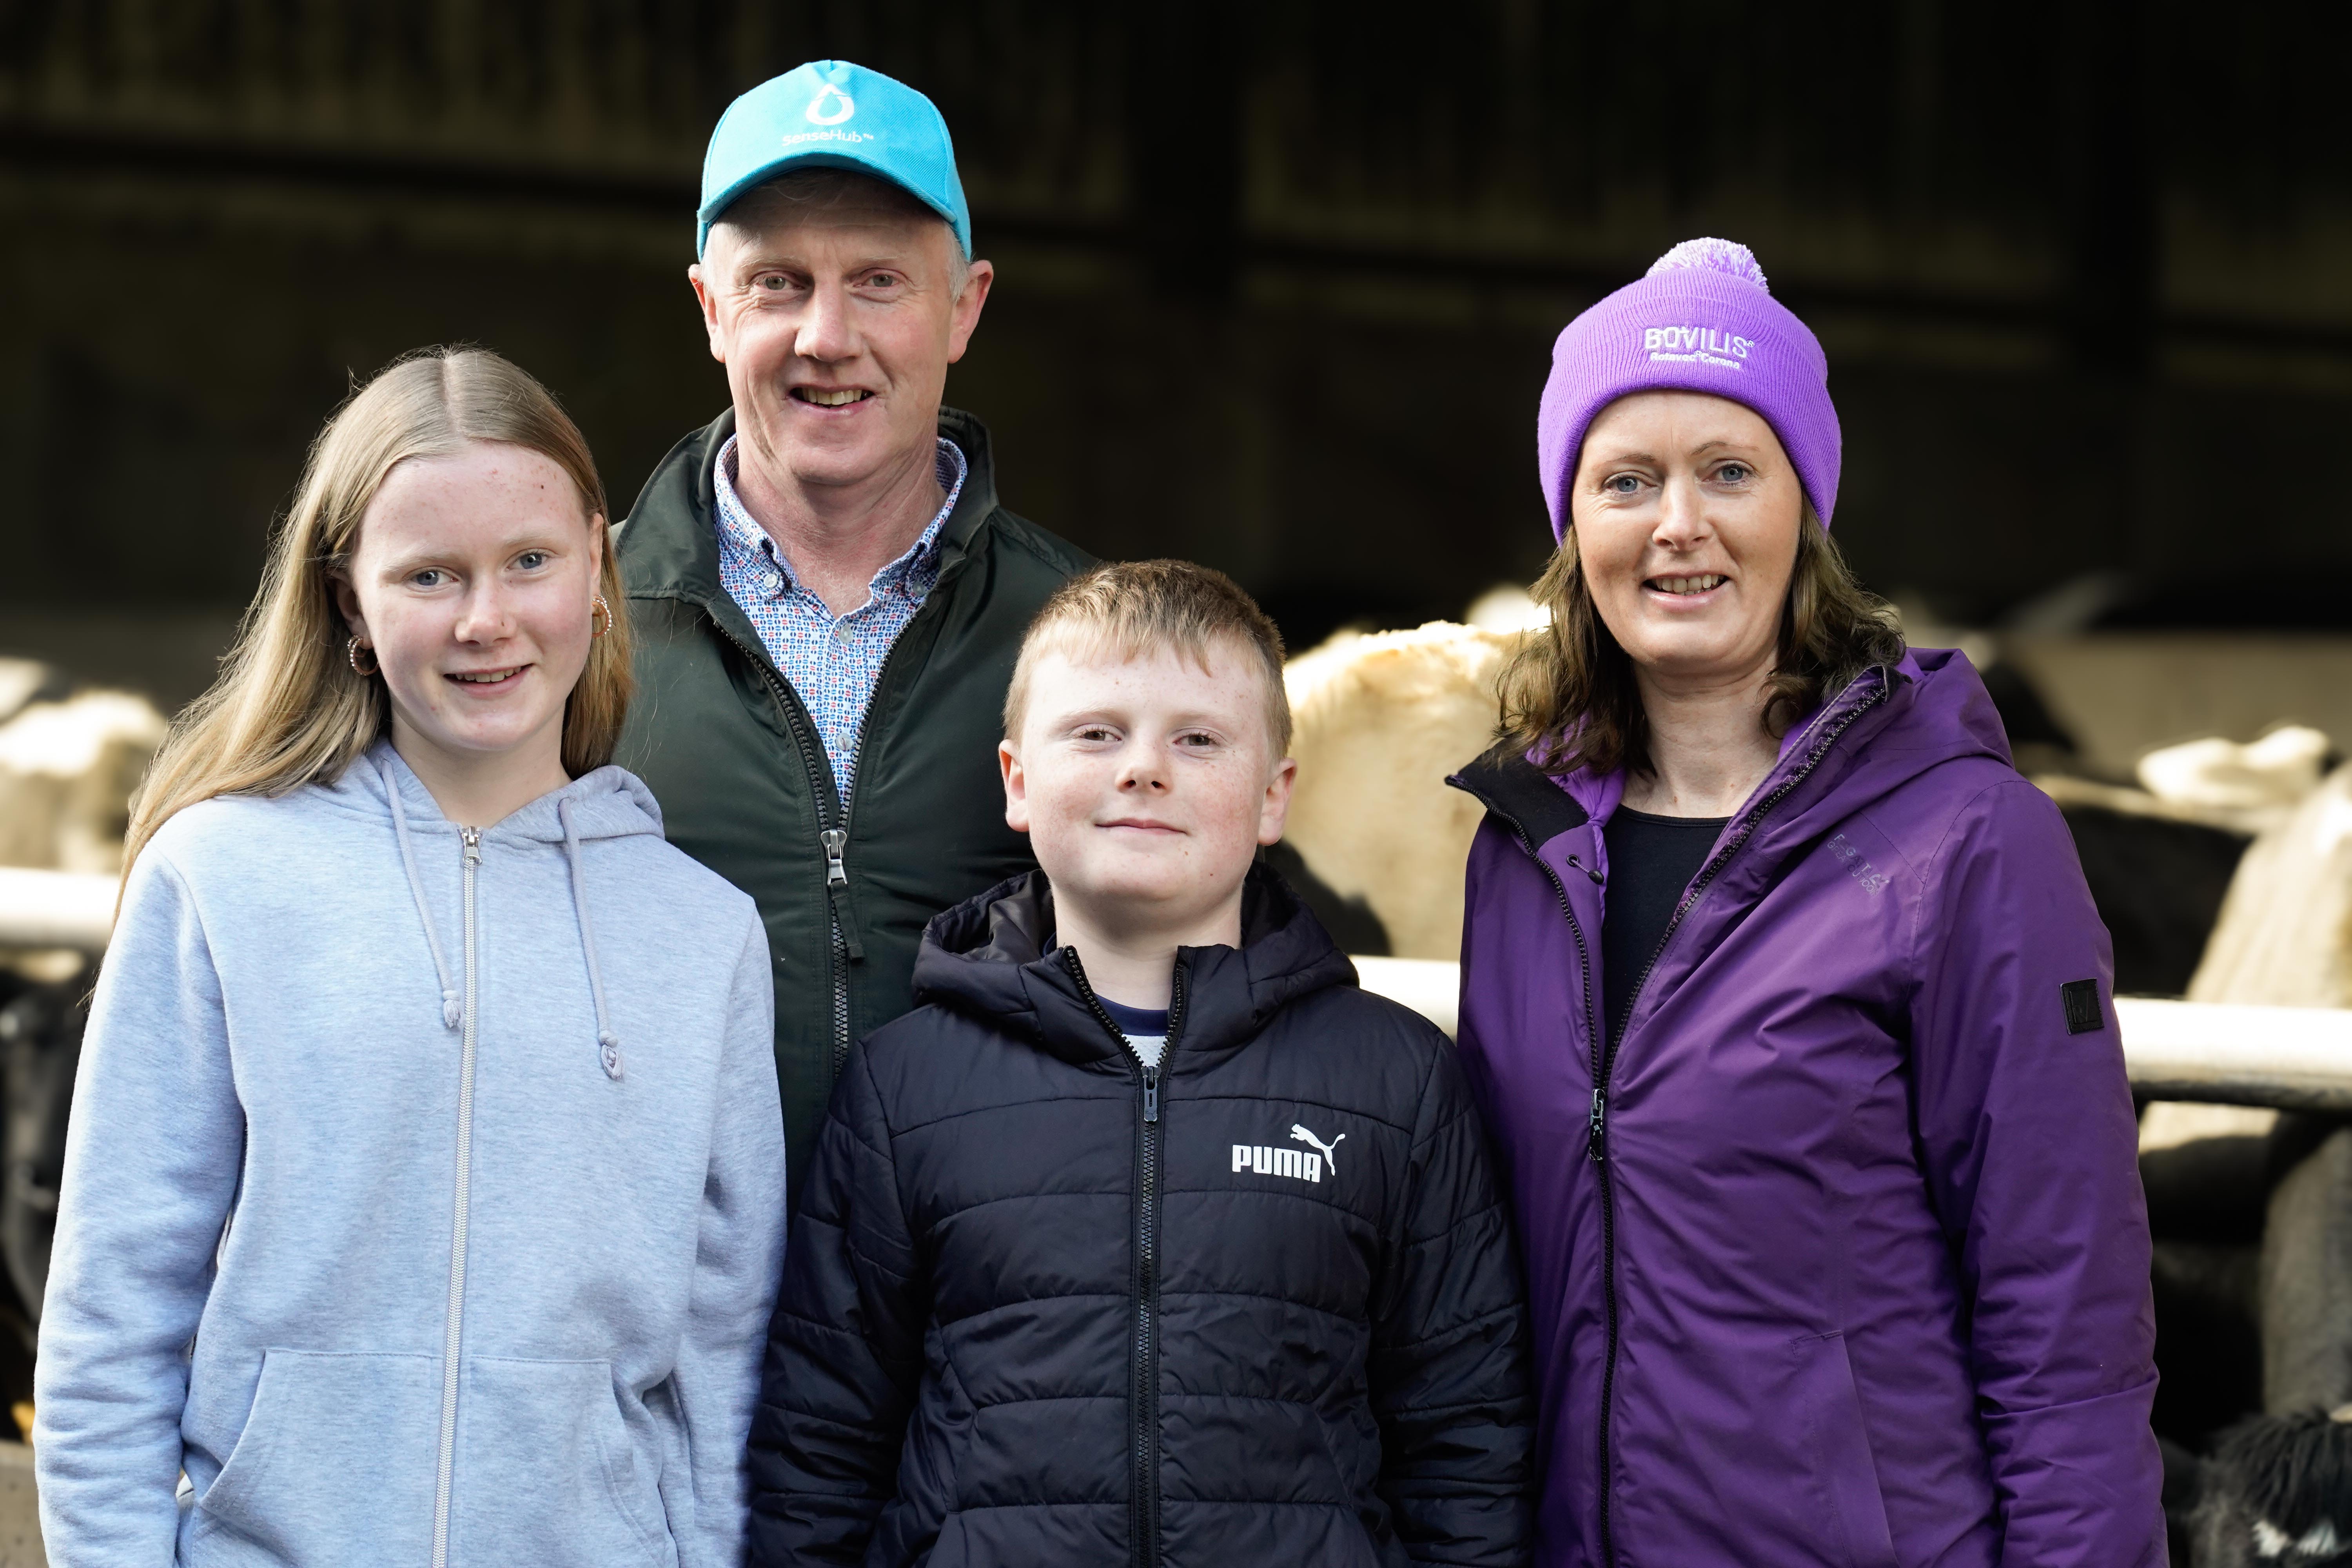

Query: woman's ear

[330,573,368,643]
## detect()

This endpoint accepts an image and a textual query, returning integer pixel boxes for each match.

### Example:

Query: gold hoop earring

[590,595,612,640]
[347,637,379,676]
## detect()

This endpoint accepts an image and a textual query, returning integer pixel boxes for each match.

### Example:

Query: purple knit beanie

[1536,238,1839,541]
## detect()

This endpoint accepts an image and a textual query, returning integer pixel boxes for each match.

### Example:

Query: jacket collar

[617,404,1007,610]
[912,864,1357,1072]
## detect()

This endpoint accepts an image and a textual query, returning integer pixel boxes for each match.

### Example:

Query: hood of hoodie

[913,862,1358,1070]
[320,741,668,1077]
[321,739,668,846]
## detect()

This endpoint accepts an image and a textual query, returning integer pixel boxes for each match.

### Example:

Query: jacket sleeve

[1909,779,2163,1568]
[745,1040,924,1566]
[667,912,788,1568]
[34,849,245,1562]
[1368,1026,1537,1566]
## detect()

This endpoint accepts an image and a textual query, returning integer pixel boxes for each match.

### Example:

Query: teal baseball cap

[697,60,971,258]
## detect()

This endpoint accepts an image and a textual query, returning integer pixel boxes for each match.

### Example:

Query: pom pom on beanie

[1648,236,1771,289]
[1536,236,1839,542]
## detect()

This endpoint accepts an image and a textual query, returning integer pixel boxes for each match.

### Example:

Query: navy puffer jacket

[748,867,1534,1566]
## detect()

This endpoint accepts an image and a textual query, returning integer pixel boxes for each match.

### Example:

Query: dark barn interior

[3,1,2350,695]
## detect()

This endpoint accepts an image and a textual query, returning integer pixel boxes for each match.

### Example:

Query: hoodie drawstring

[558,797,626,1081]
[382,758,464,1031]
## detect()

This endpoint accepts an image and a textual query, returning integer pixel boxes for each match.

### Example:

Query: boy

[748,561,1534,1566]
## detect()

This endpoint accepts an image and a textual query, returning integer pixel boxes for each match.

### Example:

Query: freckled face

[1572,390,1804,686]
[1001,643,1295,927]
[335,442,601,769]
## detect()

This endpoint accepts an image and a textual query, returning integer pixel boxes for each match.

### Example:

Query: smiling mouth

[1646,574,1728,595]
[792,387,872,407]
[447,667,525,685]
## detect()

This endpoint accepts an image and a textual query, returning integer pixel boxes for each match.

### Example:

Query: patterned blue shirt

[713,434,968,802]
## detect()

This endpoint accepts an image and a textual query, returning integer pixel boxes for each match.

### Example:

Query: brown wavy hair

[125,347,631,873]
[1497,504,1905,777]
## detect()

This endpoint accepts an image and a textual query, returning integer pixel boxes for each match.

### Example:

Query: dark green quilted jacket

[613,406,1090,1202]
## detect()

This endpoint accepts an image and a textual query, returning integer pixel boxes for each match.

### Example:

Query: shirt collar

[713,434,968,598]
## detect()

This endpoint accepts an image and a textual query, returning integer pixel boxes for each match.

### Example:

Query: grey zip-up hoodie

[34,743,786,1566]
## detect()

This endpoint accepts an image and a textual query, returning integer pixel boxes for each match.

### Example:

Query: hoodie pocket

[188,1349,441,1563]
[1790,1332,1898,1568]
[452,1356,674,1567]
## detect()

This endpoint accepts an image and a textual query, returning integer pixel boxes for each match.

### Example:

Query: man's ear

[1257,755,1299,846]
[688,260,727,364]
[1000,739,1030,833]
[946,258,995,365]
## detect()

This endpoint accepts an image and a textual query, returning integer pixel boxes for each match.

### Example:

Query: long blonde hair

[125,347,632,873]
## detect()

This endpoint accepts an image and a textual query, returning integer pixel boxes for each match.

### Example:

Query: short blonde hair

[126,347,630,873]
[1005,560,1291,757]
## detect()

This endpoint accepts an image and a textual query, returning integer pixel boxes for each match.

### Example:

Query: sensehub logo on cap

[780,80,873,149]
[1641,325,1754,371]
[807,82,855,124]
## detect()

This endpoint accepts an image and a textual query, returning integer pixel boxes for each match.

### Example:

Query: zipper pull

[819,828,848,887]
[462,826,481,865]
[1588,1088,1607,1162]
[1142,1063,1161,1124]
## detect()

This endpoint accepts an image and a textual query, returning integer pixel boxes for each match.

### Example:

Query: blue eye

[1717,463,1750,483]
[517,551,548,570]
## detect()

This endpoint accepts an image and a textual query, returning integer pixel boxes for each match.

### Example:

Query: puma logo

[1291,1124,1343,1175]
[1229,1125,1347,1185]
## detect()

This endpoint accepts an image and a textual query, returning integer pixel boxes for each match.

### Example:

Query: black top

[1094,995,1170,1037]
[1602,806,1729,1045]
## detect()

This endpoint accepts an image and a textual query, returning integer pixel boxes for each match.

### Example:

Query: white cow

[1282,622,1521,961]
[0,679,167,876]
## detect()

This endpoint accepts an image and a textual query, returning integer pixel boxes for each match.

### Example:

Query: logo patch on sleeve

[2060,979,2103,1035]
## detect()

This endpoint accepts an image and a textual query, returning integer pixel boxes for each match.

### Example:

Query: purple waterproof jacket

[1448,649,2162,1568]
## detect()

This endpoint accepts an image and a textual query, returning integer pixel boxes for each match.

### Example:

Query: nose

[451,575,515,646]
[1652,471,1711,547]
[1117,742,1171,795]
[793,276,859,365]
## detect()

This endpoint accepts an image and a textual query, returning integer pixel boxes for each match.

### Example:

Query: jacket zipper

[1062,948,1185,1568]
[1573,668,1892,1567]
[429,825,483,1568]
[1486,813,1615,1563]
[710,578,955,1082]
[710,620,861,1079]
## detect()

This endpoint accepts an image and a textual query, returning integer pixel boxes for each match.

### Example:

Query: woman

[36,348,785,1565]
[1449,240,2161,1566]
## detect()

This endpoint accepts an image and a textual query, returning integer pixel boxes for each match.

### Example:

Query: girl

[35,348,786,1566]
[1448,240,2162,1565]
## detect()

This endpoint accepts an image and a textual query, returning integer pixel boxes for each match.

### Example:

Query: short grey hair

[710,167,970,286]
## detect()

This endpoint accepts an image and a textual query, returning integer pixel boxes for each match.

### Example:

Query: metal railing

[10,881,2352,1113]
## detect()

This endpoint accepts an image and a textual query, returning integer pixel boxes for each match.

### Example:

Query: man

[616,60,1089,1201]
